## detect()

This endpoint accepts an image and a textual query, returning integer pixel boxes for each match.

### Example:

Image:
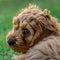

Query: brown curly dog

[6,5,60,60]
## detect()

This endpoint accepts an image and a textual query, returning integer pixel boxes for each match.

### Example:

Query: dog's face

[6,6,57,53]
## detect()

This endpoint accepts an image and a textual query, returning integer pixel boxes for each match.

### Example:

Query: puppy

[6,5,60,60]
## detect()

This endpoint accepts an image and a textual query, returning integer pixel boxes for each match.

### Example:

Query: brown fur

[6,5,60,60]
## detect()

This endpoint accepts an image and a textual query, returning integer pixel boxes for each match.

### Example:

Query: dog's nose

[7,39,15,45]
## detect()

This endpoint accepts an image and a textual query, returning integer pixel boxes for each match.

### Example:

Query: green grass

[0,0,60,60]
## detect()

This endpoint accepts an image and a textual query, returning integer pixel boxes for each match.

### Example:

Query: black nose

[7,39,15,45]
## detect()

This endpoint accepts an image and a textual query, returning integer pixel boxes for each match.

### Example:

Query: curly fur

[6,5,60,60]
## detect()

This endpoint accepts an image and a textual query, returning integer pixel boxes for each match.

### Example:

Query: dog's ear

[39,9,56,31]
[29,18,42,47]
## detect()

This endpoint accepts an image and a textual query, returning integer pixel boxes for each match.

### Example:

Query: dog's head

[6,5,59,53]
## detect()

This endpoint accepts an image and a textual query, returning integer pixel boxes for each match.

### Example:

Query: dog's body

[15,36,60,60]
[6,5,60,60]
[12,35,60,60]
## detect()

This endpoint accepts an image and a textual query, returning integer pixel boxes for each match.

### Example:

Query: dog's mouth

[7,39,29,53]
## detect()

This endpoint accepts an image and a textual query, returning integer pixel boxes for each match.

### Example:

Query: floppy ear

[29,18,42,47]
[39,9,56,31]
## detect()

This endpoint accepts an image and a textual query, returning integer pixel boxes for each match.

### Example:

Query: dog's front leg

[12,54,25,60]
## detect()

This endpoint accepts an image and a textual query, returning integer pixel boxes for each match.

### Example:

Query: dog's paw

[12,55,20,60]
[12,55,25,60]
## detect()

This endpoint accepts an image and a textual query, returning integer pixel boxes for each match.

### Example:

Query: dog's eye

[23,29,30,36]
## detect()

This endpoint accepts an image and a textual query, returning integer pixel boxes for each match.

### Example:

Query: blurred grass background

[0,0,60,60]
